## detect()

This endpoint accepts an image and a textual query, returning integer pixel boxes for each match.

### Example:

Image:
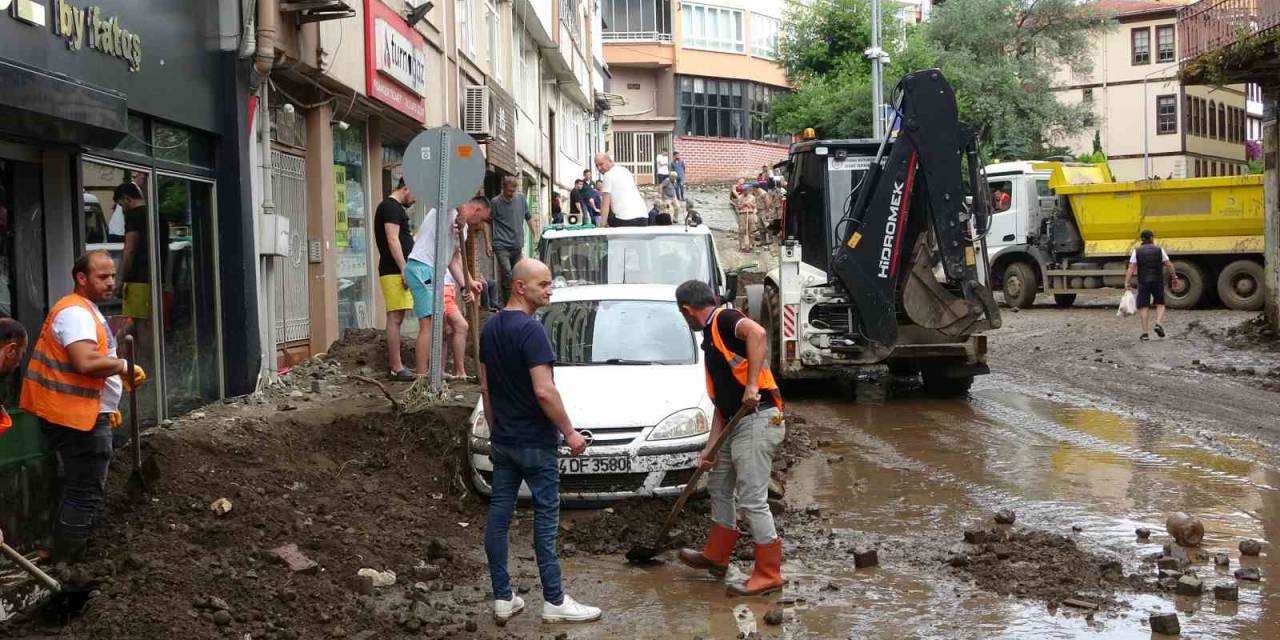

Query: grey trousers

[493,248,521,305]
[707,407,785,544]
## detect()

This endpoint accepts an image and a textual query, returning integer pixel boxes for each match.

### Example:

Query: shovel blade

[625,545,661,564]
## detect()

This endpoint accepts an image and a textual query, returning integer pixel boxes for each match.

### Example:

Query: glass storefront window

[153,122,214,168]
[333,125,370,332]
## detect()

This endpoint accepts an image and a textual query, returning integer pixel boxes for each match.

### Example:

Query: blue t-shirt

[479,310,559,449]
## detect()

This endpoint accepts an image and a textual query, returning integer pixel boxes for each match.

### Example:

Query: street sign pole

[429,127,451,391]
[402,126,487,400]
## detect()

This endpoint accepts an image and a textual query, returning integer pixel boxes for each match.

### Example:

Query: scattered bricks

[1136,528,1152,540]
[994,509,1016,525]
[1214,583,1239,601]
[1158,577,1179,591]
[1234,567,1262,581]
[1239,539,1263,556]
[1175,574,1203,596]
[764,607,784,626]
[1157,557,1182,571]
[272,543,318,574]
[853,548,879,569]
[1149,612,1181,635]
[1062,598,1098,610]
[413,564,441,581]
[964,529,1004,544]
[1214,553,1231,567]
[1158,569,1182,580]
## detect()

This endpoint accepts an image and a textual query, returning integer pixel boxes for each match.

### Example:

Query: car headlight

[647,408,709,441]
[471,411,490,439]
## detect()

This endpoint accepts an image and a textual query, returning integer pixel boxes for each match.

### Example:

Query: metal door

[613,132,655,184]
[271,150,310,345]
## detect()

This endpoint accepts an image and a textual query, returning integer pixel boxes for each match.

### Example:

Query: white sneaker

[494,595,525,624]
[542,593,602,623]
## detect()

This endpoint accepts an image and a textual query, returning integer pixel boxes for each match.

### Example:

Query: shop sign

[363,0,426,123]
[2,0,142,71]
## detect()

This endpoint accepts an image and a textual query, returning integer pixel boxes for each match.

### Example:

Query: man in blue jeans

[479,258,601,625]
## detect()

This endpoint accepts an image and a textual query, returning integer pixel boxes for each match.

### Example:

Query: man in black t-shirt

[373,178,417,380]
[674,279,785,597]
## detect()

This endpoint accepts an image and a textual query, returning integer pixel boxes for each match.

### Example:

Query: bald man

[479,258,600,624]
[593,153,648,227]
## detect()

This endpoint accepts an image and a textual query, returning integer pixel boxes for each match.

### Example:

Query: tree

[770,0,1109,159]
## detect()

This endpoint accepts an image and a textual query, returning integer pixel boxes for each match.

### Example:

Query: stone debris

[1165,512,1204,547]
[853,548,879,569]
[209,497,233,516]
[1239,539,1263,556]
[1149,612,1180,635]
[994,509,1016,525]
[764,607,784,626]
[1135,528,1151,540]
[1214,582,1239,601]
[1157,556,1182,571]
[1234,567,1262,581]
[271,543,318,574]
[1174,574,1203,596]
[1213,553,1231,567]
[1062,598,1098,610]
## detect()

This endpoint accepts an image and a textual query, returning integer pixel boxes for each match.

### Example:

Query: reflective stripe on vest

[704,308,782,408]
[19,294,109,431]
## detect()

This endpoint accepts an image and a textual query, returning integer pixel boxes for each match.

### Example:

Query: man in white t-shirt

[594,153,648,227]
[20,250,146,561]
[403,197,491,376]
[655,150,670,185]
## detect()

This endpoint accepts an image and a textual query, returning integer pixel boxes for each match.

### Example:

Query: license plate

[558,456,632,475]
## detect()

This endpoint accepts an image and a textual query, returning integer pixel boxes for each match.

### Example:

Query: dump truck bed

[1048,165,1263,257]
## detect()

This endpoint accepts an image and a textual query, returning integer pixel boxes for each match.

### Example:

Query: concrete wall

[1265,114,1279,330]
[674,136,788,182]
[318,2,368,93]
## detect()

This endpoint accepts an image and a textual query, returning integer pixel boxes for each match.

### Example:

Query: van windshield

[542,234,714,287]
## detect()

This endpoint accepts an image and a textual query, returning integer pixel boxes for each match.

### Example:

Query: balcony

[601,0,673,44]
[1179,0,1280,82]
[602,31,674,43]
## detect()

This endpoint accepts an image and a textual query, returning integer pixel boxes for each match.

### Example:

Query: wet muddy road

[484,378,1279,639]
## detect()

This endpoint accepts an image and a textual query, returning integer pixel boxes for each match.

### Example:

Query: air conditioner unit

[463,85,492,137]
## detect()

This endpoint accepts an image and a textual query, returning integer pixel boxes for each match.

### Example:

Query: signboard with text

[363,0,426,122]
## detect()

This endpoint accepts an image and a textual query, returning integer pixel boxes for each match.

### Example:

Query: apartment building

[601,0,791,183]
[1054,0,1247,180]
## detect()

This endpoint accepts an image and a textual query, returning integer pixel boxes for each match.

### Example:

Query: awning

[0,57,128,149]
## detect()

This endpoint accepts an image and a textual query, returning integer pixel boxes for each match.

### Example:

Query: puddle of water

[475,389,1280,638]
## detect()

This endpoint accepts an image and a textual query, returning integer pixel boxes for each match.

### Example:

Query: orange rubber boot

[677,522,740,577]
[727,538,783,596]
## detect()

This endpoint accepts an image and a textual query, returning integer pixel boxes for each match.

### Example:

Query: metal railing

[602,31,674,43]
[1178,0,1280,59]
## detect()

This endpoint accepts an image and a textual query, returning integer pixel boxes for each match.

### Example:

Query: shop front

[0,1,253,550]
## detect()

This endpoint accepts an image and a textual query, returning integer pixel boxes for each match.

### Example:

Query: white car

[467,284,715,502]
[537,224,731,301]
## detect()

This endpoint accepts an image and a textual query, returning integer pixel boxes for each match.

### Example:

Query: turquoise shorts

[404,260,436,318]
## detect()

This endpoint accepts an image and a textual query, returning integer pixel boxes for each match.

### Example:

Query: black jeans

[608,213,648,227]
[42,414,114,560]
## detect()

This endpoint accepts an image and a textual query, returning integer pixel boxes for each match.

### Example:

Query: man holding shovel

[21,251,146,562]
[674,280,786,596]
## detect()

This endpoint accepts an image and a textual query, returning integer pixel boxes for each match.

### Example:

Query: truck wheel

[763,283,782,376]
[1001,262,1038,309]
[1053,294,1077,308]
[921,365,973,397]
[1166,260,1206,310]
[1216,260,1265,311]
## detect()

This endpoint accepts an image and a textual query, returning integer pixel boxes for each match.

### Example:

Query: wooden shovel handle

[654,406,753,538]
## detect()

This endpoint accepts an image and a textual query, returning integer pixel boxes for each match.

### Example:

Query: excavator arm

[831,69,1001,357]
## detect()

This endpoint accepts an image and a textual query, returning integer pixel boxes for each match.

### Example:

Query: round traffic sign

[402,126,487,210]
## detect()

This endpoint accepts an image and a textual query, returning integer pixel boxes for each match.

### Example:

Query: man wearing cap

[1124,229,1177,341]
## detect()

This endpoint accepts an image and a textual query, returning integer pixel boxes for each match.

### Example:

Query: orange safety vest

[20,294,109,431]
[0,406,11,438]
[704,308,783,410]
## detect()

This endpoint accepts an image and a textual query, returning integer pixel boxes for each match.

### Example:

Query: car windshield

[537,299,696,365]
[542,234,713,287]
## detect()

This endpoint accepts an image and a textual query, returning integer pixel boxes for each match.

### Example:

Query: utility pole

[867,0,889,138]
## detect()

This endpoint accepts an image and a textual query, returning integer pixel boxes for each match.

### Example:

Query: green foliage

[1248,159,1264,175]
[1074,151,1107,164]
[770,0,1109,158]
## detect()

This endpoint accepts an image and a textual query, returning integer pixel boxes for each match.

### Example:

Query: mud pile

[10,400,485,640]
[944,527,1149,607]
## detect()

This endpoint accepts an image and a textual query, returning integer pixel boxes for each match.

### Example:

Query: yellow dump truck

[984,161,1265,310]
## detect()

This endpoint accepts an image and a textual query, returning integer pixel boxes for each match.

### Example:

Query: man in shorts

[404,197,490,376]
[373,178,418,379]
[1124,229,1176,341]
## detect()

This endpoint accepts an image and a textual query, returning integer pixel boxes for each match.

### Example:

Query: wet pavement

[483,378,1278,639]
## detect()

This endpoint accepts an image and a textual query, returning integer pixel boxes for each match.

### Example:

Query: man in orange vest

[0,318,28,437]
[21,250,146,561]
[673,279,786,596]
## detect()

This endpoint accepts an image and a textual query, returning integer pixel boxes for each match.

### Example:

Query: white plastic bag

[1117,290,1137,317]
